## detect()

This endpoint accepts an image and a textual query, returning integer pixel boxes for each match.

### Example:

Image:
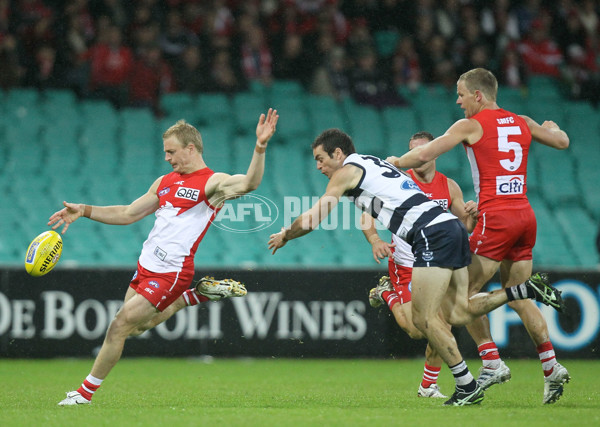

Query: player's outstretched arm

[48,177,161,234]
[387,119,478,169]
[207,109,279,205]
[268,164,362,254]
[521,115,569,150]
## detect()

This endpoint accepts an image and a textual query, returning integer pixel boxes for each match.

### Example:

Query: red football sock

[182,289,209,306]
[381,290,400,310]
[421,363,441,388]
[537,341,557,376]
[77,374,103,401]
[478,341,501,369]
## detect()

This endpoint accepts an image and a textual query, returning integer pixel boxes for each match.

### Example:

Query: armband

[255,142,267,154]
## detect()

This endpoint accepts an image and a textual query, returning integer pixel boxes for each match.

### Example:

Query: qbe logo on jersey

[496,175,524,195]
[175,187,200,201]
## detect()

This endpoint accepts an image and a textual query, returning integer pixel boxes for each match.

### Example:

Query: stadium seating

[553,205,599,266]
[1,84,599,270]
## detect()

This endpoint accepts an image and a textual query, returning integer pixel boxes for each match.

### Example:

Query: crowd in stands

[1,0,600,114]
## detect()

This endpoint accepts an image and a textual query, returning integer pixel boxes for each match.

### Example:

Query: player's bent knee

[405,327,426,340]
[411,313,428,333]
[107,313,142,340]
[445,311,472,327]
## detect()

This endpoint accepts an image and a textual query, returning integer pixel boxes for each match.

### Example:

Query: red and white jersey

[391,170,452,266]
[464,108,532,212]
[139,168,219,273]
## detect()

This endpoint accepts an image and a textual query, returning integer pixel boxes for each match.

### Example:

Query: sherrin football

[24,230,63,277]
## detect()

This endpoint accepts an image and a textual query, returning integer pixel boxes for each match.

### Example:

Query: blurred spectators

[173,45,209,94]
[25,43,60,89]
[561,43,600,106]
[210,48,245,94]
[273,32,314,85]
[0,34,24,89]
[390,35,422,91]
[518,18,563,77]
[0,0,599,113]
[129,44,175,113]
[87,24,133,108]
[500,48,528,88]
[310,45,350,99]
[159,9,199,66]
[240,24,273,86]
[349,47,406,108]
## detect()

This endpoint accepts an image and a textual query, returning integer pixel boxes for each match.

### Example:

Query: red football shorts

[469,205,537,262]
[129,262,194,312]
[387,260,413,304]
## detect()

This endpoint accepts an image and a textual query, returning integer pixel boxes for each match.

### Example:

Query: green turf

[0,358,598,426]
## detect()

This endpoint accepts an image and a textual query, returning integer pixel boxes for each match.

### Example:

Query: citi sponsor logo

[175,187,200,201]
[496,175,524,195]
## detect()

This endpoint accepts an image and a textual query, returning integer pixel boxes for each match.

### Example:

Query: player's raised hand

[256,108,279,148]
[48,201,84,234]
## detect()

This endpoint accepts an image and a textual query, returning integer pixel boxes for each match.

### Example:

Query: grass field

[0,358,598,427]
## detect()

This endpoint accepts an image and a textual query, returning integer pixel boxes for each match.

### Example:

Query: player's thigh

[499,259,533,288]
[441,266,470,323]
[411,266,451,318]
[123,286,138,304]
[467,253,501,295]
[113,293,158,333]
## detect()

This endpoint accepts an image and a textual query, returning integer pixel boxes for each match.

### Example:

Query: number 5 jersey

[465,108,532,212]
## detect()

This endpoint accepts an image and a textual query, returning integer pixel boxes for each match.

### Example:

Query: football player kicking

[50,109,278,405]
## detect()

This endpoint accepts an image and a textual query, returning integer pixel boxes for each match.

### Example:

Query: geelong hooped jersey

[392,170,452,266]
[139,168,218,273]
[343,153,456,245]
[465,108,532,212]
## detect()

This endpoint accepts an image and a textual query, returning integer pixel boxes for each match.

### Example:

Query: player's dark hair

[312,128,356,157]
[410,131,434,143]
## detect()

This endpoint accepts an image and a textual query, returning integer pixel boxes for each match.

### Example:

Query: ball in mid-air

[24,230,63,277]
